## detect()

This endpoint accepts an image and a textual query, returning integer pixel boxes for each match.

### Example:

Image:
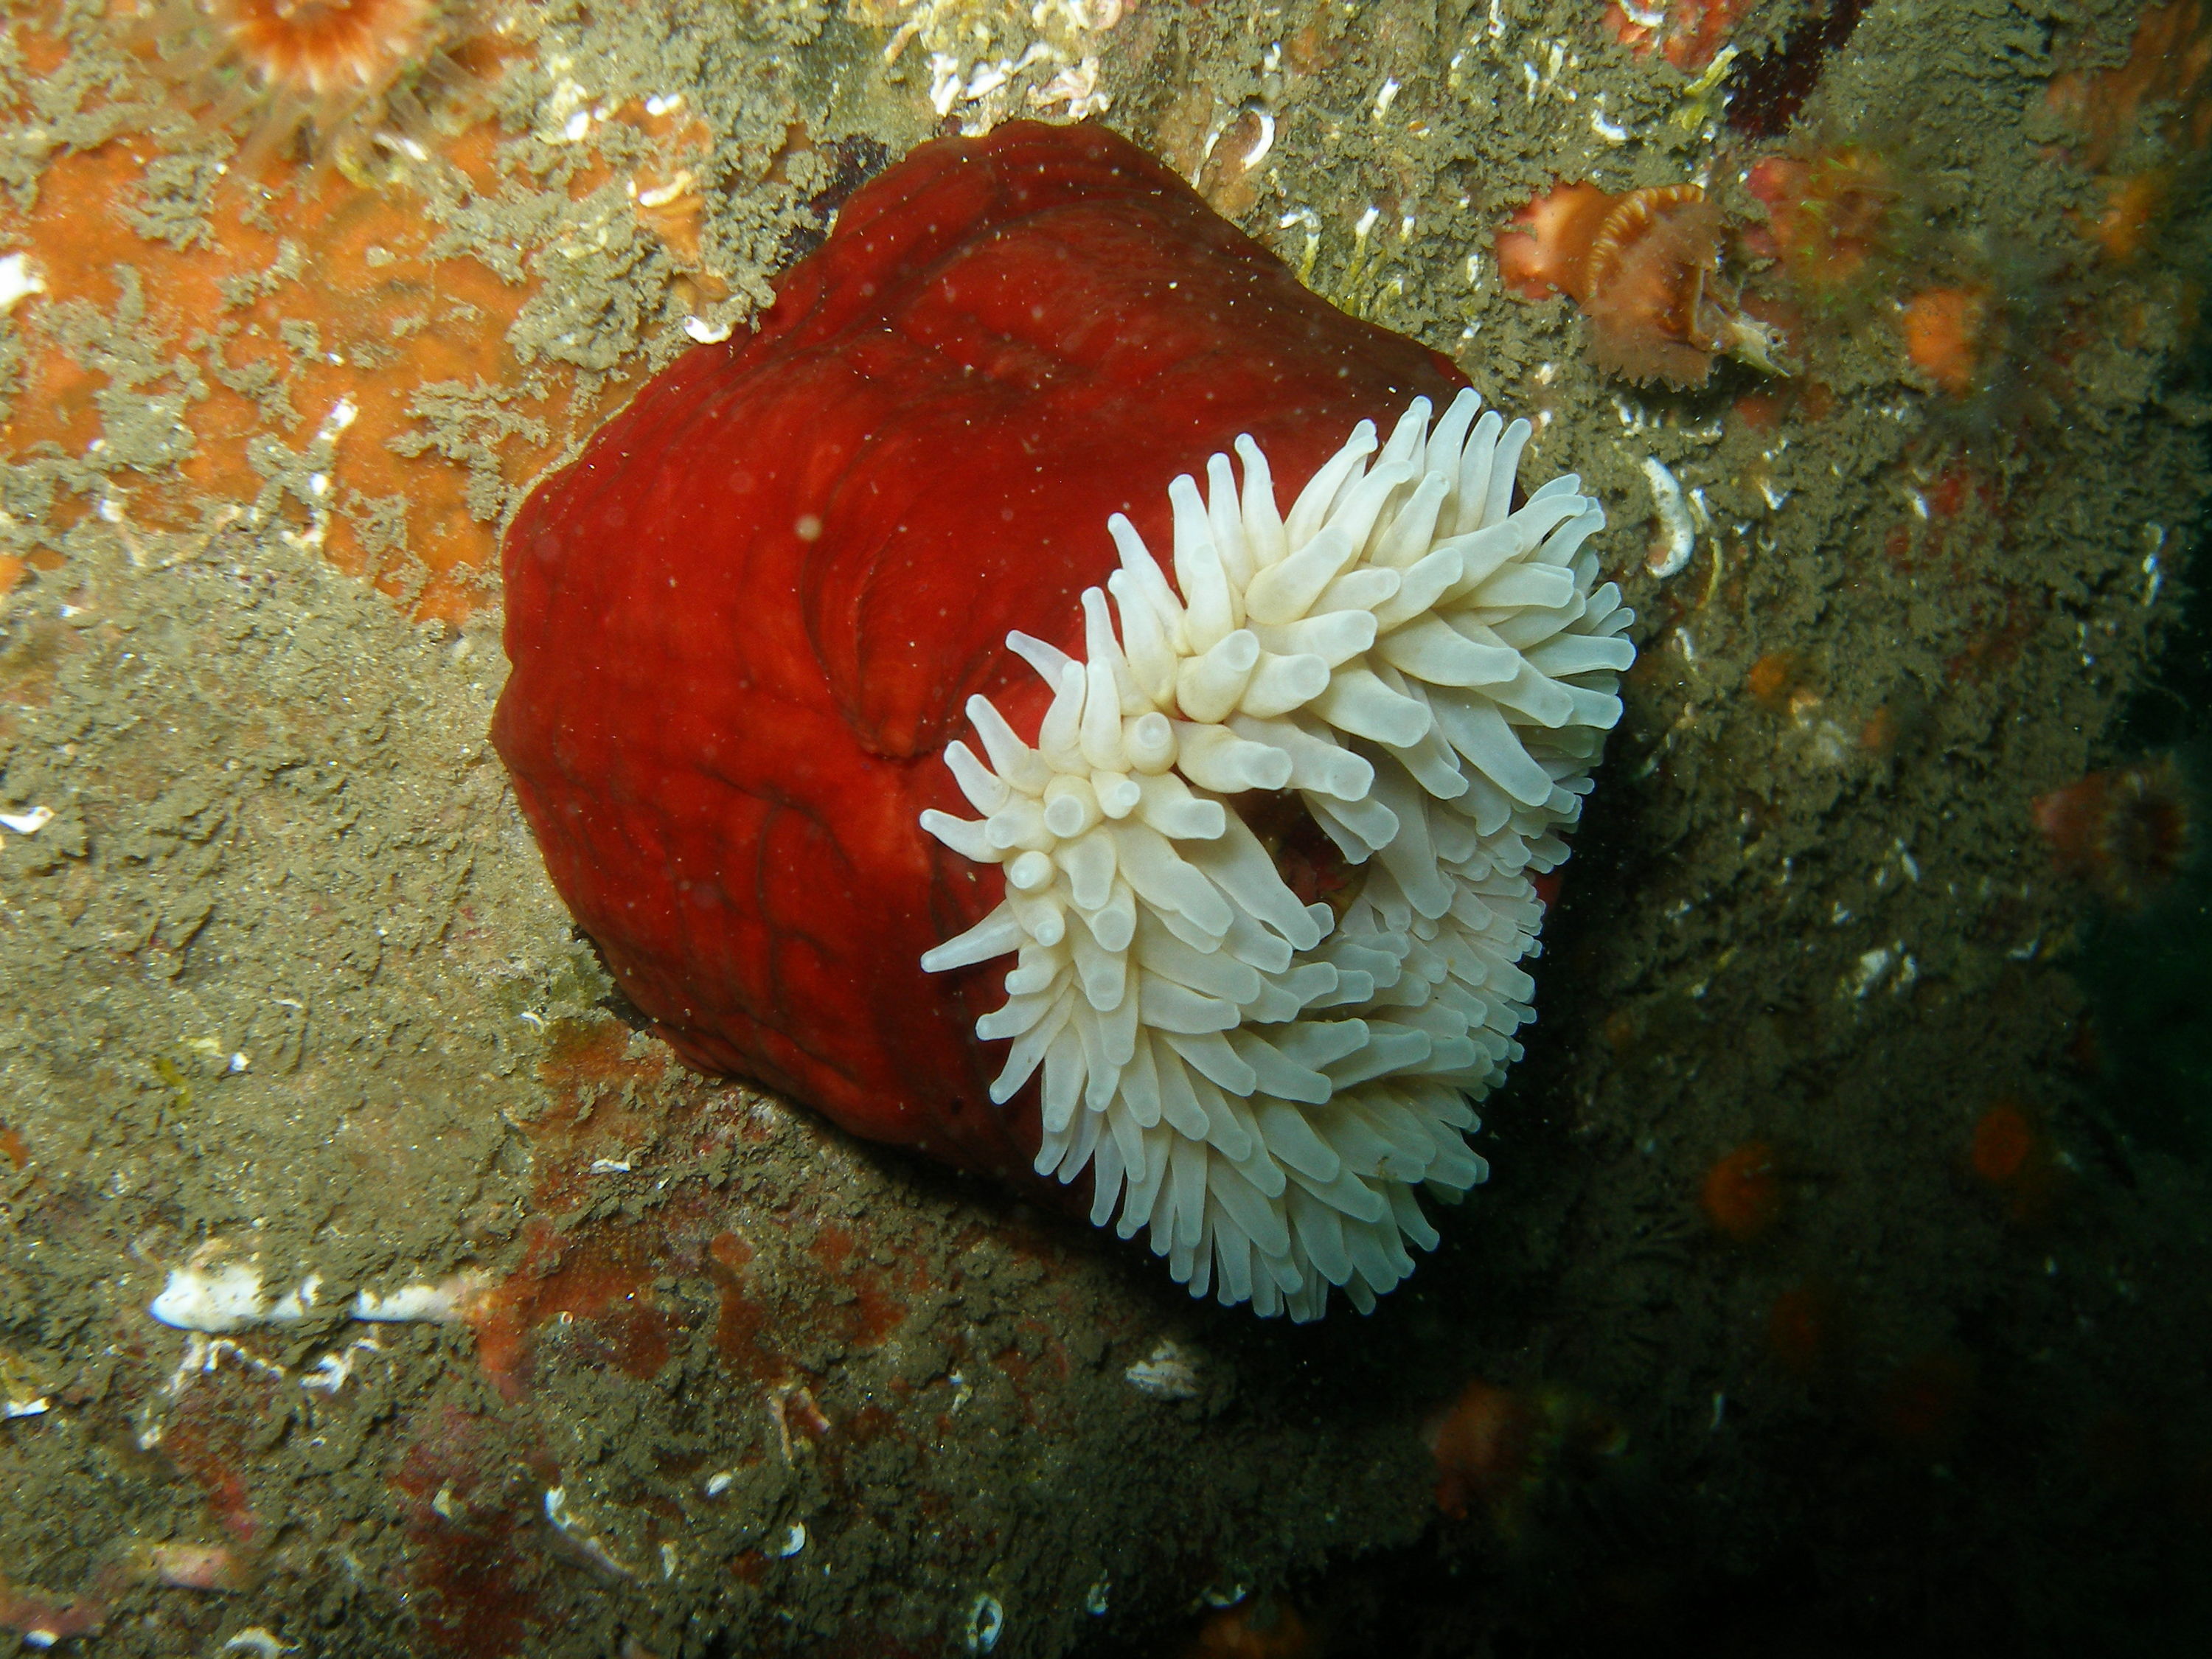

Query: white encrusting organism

[1641,454,1695,578]
[919,389,1635,1319]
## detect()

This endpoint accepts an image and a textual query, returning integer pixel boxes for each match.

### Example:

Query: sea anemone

[2032,754,2195,908]
[1185,1597,1315,1658]
[1497,181,1783,388]
[134,0,491,177]
[1967,1099,2067,1224]
[1427,1379,1542,1520]
[1766,1280,1846,1382]
[915,386,1632,1316]
[493,122,1637,1320]
[1425,1377,1626,1528]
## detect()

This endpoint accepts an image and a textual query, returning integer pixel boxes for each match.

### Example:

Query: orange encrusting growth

[1700,1139,1784,1242]
[2,33,718,624]
[462,1217,672,1402]
[1968,1100,2069,1225]
[1899,287,1989,395]
[1496,180,1781,387]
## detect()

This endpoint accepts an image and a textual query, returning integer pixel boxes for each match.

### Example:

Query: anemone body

[493,122,1633,1318]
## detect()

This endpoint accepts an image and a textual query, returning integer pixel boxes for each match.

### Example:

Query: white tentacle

[919,389,1635,1321]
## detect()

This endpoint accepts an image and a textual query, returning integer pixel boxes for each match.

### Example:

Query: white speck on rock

[1845,946,1895,1001]
[964,1591,1005,1653]
[0,252,45,312]
[1643,456,1696,577]
[1124,1339,1201,1400]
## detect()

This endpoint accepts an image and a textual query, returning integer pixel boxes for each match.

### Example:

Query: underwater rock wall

[1,1,2207,1653]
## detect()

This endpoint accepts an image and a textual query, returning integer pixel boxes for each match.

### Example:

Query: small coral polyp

[919,390,1632,1318]
[1899,286,1989,396]
[142,0,481,174]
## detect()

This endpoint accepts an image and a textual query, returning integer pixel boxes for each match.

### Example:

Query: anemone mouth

[919,387,1635,1320]
[1230,789,1364,920]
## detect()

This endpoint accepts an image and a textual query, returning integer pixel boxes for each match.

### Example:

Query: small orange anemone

[1427,1379,1543,1523]
[1426,1379,1625,1528]
[1496,181,1781,388]
[1185,1599,1316,1659]
[1969,1100,2040,1186]
[2081,170,2171,263]
[1875,1349,1976,1452]
[1767,1281,1847,1382]
[1968,1099,2069,1224]
[137,0,495,175]
[2032,754,2194,908]
[1744,650,1804,710]
[1602,0,1756,72]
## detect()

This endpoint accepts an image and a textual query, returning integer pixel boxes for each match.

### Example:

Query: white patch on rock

[151,1255,489,1333]
[1123,1338,1203,1400]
